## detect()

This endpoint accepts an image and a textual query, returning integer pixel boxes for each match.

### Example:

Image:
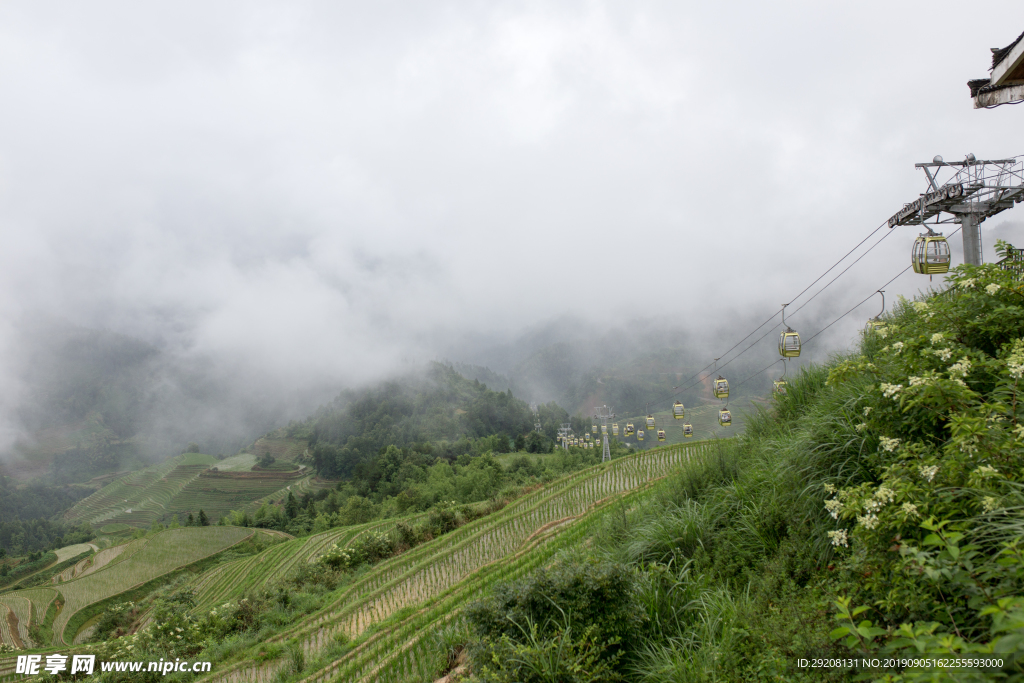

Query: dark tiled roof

[992,30,1024,69]
[968,79,992,97]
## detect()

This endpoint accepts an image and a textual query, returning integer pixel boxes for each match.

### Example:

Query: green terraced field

[35,526,253,644]
[62,453,308,528]
[204,441,709,683]
[190,519,401,613]
[0,588,57,650]
[169,469,307,521]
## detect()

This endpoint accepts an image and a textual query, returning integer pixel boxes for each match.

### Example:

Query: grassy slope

[440,264,1024,682]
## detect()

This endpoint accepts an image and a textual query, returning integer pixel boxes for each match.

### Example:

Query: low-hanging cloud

[0,1,1021,452]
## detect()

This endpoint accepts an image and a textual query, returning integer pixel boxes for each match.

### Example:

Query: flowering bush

[820,241,1024,665]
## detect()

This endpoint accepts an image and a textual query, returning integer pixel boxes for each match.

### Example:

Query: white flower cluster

[949,357,972,379]
[982,497,999,513]
[1015,424,1024,440]
[828,529,849,547]
[919,464,939,482]
[960,278,976,289]
[986,283,1002,295]
[875,486,896,503]
[863,406,872,416]
[879,436,901,452]
[876,326,889,339]
[913,301,930,312]
[880,383,903,399]
[857,513,880,530]
[931,347,953,362]
[825,498,844,520]
[823,483,836,494]
[908,376,930,387]
[855,423,868,432]
[1006,340,1024,380]
[931,333,944,344]
[892,341,905,354]
[901,502,919,517]
[974,465,999,478]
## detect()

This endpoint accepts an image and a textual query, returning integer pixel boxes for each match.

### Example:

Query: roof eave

[992,35,1024,86]
[974,83,1024,109]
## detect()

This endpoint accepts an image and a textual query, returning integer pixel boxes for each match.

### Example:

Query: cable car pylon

[593,405,615,462]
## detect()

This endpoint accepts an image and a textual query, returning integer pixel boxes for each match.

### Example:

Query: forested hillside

[305,362,576,479]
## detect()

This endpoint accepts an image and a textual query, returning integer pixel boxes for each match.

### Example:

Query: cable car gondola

[657,429,666,442]
[912,230,951,275]
[713,376,729,399]
[612,423,619,436]
[637,429,645,441]
[773,380,788,395]
[645,414,656,430]
[682,423,693,438]
[601,424,607,435]
[673,401,685,419]
[592,424,598,434]
[718,408,732,426]
[779,303,801,358]
[625,422,635,436]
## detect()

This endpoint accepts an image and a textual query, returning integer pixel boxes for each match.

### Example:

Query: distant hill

[2,320,332,485]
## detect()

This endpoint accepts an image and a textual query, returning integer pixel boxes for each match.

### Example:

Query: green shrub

[466,556,642,676]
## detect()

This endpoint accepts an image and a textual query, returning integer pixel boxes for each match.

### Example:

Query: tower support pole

[961,211,982,266]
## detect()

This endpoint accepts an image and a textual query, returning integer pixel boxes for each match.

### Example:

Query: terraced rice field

[63,453,218,527]
[169,470,306,521]
[53,543,97,562]
[0,588,57,650]
[53,544,127,584]
[246,474,333,510]
[62,452,309,528]
[44,526,252,644]
[190,519,403,613]
[251,435,308,461]
[205,442,708,683]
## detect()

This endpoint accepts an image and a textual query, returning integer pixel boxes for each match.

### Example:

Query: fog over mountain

[0,2,1021,459]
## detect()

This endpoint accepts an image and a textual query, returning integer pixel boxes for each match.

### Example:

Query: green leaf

[830,627,851,641]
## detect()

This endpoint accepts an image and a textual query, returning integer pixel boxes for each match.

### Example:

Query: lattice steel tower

[592,405,615,462]
[888,155,1024,265]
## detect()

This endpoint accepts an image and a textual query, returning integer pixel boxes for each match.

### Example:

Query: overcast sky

[0,1,1021,406]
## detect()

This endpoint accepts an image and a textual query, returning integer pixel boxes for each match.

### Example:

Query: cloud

[0,1,1020,450]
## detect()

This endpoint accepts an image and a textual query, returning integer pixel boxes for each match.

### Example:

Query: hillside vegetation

[441,249,1024,682]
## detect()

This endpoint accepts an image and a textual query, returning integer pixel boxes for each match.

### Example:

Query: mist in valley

[0,2,1021,480]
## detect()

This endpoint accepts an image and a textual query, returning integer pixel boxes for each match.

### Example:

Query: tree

[185,442,200,453]
[286,492,299,519]
[198,509,208,526]
[257,453,276,469]
[186,513,195,527]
